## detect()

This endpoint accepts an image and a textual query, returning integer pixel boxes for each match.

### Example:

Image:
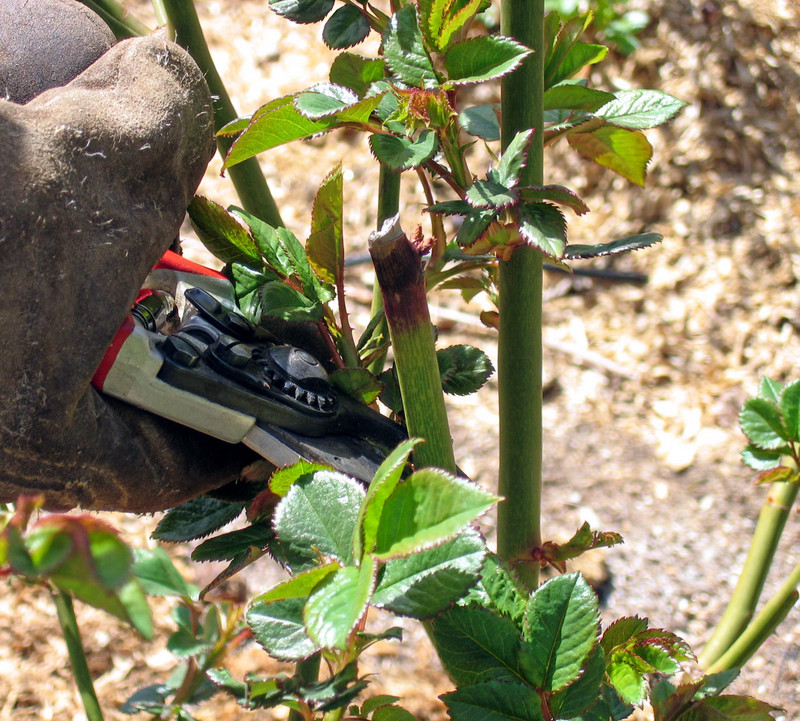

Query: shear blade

[243,424,385,483]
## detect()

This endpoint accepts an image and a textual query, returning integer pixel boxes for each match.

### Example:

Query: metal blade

[243,424,385,483]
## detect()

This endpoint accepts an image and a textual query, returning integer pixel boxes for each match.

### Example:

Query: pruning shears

[92,251,406,482]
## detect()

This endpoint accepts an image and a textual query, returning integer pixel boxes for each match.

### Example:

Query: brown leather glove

[0,0,260,511]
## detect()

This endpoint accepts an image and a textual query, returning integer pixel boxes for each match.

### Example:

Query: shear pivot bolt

[162,335,200,367]
[217,342,252,369]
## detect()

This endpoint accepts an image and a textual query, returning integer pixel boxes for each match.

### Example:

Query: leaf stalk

[707,561,800,674]
[699,478,799,668]
[53,591,105,721]
[77,0,151,37]
[159,0,284,227]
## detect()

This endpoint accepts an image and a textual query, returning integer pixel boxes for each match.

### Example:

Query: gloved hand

[0,0,261,512]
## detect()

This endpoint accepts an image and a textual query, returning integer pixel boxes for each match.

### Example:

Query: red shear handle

[153,249,227,280]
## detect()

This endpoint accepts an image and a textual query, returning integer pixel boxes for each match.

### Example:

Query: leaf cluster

[118,546,258,719]
[651,671,779,721]
[0,496,151,638]
[147,442,497,716]
[739,377,800,483]
[213,2,683,325]
[429,561,775,720]
[545,0,650,56]
[189,176,495,401]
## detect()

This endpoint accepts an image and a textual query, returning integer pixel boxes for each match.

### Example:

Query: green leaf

[520,573,600,692]
[441,680,545,721]
[27,516,128,588]
[739,397,790,450]
[461,553,527,626]
[30,519,149,635]
[199,546,266,601]
[307,163,344,287]
[357,439,420,559]
[437,345,494,395]
[444,35,532,85]
[225,97,337,167]
[428,605,525,686]
[544,83,615,112]
[261,281,323,322]
[466,180,519,210]
[567,126,653,186]
[116,579,154,639]
[370,80,401,124]
[248,596,318,661]
[362,695,402,715]
[550,648,606,719]
[294,83,360,119]
[304,559,377,649]
[301,661,367,711]
[779,380,800,442]
[230,262,274,323]
[120,684,171,714]
[235,208,334,303]
[273,471,365,571]
[539,522,623,572]
[373,469,499,559]
[230,209,293,277]
[1,525,35,576]
[634,642,681,675]
[167,629,213,659]
[758,377,784,403]
[683,695,781,720]
[695,669,741,699]
[549,41,608,87]
[595,89,686,130]
[437,0,485,51]
[217,113,252,137]
[132,547,198,599]
[419,0,444,45]
[607,651,648,704]
[633,628,693,664]
[270,460,331,497]
[188,196,260,266]
[254,562,340,603]
[206,668,249,706]
[329,53,386,97]
[519,202,567,259]
[459,105,500,141]
[581,684,633,721]
[373,529,486,618]
[153,498,245,543]
[566,232,662,259]
[423,0,483,52]
[494,129,534,188]
[755,465,798,484]
[369,130,439,171]
[601,616,649,656]
[427,199,474,216]
[270,0,334,24]
[191,524,273,562]
[357,626,404,648]
[323,5,370,49]
[519,185,589,215]
[456,209,498,247]
[740,444,786,471]
[383,6,438,89]
[373,706,418,721]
